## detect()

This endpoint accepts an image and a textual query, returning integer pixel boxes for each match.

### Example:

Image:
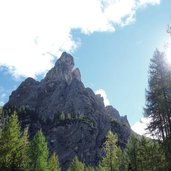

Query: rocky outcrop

[4,52,131,170]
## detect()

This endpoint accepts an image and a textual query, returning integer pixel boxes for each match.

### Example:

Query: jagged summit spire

[44,52,81,84]
[55,52,74,72]
[5,51,131,170]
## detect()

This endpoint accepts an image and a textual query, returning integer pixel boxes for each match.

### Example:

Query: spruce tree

[125,135,166,171]
[68,156,84,171]
[144,49,171,140]
[0,112,22,171]
[20,127,29,171]
[28,130,49,171]
[49,152,61,171]
[84,165,94,171]
[100,131,121,171]
[125,135,140,171]
[145,49,171,169]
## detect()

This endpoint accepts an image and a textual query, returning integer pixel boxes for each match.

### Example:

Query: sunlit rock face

[44,52,75,84]
[4,52,131,171]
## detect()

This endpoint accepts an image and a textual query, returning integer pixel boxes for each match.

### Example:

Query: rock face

[4,52,131,170]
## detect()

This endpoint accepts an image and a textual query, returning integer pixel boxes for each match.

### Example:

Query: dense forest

[1,45,171,171]
[0,111,166,171]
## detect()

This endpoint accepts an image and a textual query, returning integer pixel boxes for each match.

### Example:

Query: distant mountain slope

[4,52,131,170]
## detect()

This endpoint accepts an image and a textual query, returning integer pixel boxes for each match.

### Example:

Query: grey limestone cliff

[4,52,131,170]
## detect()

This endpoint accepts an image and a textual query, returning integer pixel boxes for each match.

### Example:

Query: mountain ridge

[4,52,131,170]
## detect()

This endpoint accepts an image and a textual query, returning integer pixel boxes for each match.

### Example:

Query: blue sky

[0,0,171,135]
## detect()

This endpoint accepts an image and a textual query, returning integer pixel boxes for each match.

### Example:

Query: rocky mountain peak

[44,52,77,84]
[4,52,131,170]
[72,68,81,81]
[55,52,74,71]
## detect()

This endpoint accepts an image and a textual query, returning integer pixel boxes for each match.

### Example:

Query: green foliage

[145,49,171,140]
[145,49,171,169]
[0,110,169,171]
[125,135,139,171]
[29,130,49,171]
[0,112,22,170]
[0,107,4,134]
[59,112,65,121]
[20,127,30,171]
[84,165,94,171]
[125,134,166,171]
[100,131,121,171]
[95,165,106,171]
[77,113,84,120]
[66,113,72,120]
[68,156,84,171]
[0,107,2,116]
[49,152,61,171]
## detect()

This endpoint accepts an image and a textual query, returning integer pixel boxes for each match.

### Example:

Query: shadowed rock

[4,52,131,171]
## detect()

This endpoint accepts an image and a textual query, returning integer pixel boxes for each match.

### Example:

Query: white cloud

[131,117,152,137]
[95,89,110,106]
[0,0,160,78]
[138,0,160,6]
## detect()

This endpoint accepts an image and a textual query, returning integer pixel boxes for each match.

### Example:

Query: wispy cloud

[0,0,160,78]
[131,117,151,137]
[95,89,110,106]
[138,0,160,6]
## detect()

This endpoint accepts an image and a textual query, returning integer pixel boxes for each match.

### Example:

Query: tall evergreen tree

[144,49,171,140]
[100,131,121,171]
[125,135,140,171]
[0,107,4,134]
[49,152,61,171]
[144,49,171,169]
[0,112,22,171]
[68,156,84,171]
[19,127,29,171]
[125,134,166,171]
[84,165,94,171]
[28,130,49,171]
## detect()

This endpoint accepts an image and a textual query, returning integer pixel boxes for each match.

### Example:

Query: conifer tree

[100,131,121,171]
[145,49,171,169]
[0,107,4,134]
[144,49,171,140]
[19,127,29,171]
[125,134,166,171]
[125,135,140,171]
[49,152,61,171]
[95,165,105,171]
[68,156,84,171]
[84,165,94,171]
[0,112,22,171]
[28,130,49,171]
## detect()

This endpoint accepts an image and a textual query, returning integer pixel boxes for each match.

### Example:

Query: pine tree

[139,136,165,171]
[144,49,171,140]
[59,112,65,121]
[84,165,94,171]
[68,156,84,171]
[95,165,105,171]
[0,112,22,171]
[125,135,140,171]
[19,127,29,171]
[144,49,171,169]
[0,107,4,134]
[100,131,121,171]
[125,134,166,171]
[28,130,49,171]
[49,152,61,171]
